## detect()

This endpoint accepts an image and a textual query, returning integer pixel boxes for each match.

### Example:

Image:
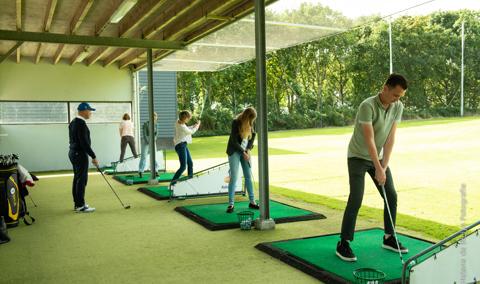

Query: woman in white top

[171,110,201,185]
[119,113,138,162]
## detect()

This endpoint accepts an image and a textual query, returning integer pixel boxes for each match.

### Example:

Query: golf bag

[0,163,35,228]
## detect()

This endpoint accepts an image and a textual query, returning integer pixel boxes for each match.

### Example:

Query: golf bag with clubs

[0,163,35,228]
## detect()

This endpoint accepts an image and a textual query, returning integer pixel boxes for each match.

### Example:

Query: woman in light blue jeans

[225,107,259,213]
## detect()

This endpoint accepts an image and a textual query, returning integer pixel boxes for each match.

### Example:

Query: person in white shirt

[170,110,201,186]
[119,113,138,162]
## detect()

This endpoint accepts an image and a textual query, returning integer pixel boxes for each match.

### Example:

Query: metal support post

[461,22,464,117]
[253,0,274,230]
[147,49,159,185]
[389,18,393,73]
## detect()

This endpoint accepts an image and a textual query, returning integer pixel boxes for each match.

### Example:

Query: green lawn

[167,116,480,240]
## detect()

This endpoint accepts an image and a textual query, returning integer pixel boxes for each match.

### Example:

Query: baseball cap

[78,102,96,111]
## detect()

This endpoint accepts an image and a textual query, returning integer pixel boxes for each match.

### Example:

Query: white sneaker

[76,205,95,213]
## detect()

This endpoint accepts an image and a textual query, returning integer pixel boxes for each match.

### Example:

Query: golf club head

[125,206,131,209]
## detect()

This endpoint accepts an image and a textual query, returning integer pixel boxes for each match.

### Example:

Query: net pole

[461,21,464,117]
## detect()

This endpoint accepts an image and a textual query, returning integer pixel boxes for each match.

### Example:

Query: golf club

[28,194,37,207]
[96,165,130,209]
[381,184,403,264]
[247,160,259,198]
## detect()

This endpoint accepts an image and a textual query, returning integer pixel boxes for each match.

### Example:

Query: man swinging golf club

[68,102,98,213]
[336,73,409,262]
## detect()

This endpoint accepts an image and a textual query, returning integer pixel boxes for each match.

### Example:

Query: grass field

[167,116,480,238]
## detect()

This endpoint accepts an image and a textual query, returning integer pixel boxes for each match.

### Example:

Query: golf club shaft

[97,166,127,208]
[247,160,259,199]
[28,194,37,207]
[381,184,404,264]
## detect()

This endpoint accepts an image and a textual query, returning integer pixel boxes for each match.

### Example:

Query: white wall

[0,57,133,172]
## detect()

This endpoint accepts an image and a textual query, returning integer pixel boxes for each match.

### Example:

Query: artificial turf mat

[102,167,116,174]
[113,173,176,184]
[137,186,244,201]
[138,186,170,199]
[255,228,441,284]
[174,200,326,231]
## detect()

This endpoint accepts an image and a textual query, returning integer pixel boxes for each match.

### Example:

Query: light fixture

[109,0,138,24]
[75,50,89,62]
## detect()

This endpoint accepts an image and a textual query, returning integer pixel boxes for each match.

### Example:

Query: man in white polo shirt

[336,73,409,262]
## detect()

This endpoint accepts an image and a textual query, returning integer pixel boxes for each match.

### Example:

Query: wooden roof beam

[71,0,95,34]
[124,0,242,69]
[16,0,22,63]
[70,0,124,66]
[16,0,22,31]
[36,0,59,64]
[109,0,211,68]
[88,0,176,67]
[53,0,94,65]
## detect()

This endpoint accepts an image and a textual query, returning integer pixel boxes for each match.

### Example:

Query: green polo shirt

[347,94,403,161]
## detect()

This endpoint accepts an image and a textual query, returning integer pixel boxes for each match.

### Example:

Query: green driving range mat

[138,186,170,199]
[113,173,176,184]
[174,200,326,231]
[137,186,244,201]
[101,167,115,174]
[255,228,441,284]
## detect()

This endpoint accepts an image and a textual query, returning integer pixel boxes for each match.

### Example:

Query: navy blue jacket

[69,118,96,159]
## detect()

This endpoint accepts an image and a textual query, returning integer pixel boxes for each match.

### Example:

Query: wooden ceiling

[0,0,276,71]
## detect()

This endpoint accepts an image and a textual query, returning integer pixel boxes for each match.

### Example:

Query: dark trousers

[69,149,89,207]
[171,142,193,185]
[341,157,397,241]
[120,136,138,162]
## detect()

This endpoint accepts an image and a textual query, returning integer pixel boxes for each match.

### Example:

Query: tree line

[176,3,480,136]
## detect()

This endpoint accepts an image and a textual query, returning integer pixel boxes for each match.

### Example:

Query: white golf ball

[410,260,416,266]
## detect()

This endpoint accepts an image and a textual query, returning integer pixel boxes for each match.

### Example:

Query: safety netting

[151,0,478,72]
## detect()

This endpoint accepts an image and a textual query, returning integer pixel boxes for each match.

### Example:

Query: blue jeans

[138,140,158,173]
[228,151,255,204]
[171,142,193,185]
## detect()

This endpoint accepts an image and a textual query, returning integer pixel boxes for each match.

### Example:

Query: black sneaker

[383,235,408,253]
[336,239,357,262]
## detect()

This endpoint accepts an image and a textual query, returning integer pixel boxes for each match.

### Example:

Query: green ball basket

[353,268,386,284]
[125,175,135,186]
[237,211,254,230]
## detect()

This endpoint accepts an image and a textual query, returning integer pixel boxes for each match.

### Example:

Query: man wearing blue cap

[68,102,98,213]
